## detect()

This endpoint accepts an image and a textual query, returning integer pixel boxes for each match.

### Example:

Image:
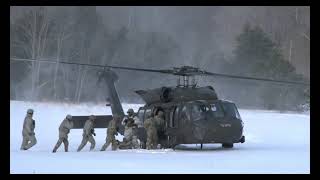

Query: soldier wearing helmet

[154,110,166,148]
[120,109,140,149]
[20,109,37,150]
[144,112,158,149]
[52,114,74,153]
[100,115,120,151]
[77,115,96,152]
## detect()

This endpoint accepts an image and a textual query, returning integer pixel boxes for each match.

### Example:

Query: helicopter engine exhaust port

[160,87,173,103]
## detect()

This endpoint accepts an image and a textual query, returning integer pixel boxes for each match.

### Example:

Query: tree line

[10,6,309,111]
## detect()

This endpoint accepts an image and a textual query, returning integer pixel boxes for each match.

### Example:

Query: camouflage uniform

[101,117,119,151]
[144,116,158,149]
[20,109,37,150]
[154,111,166,147]
[53,115,74,153]
[154,111,166,133]
[77,115,96,152]
[120,109,140,149]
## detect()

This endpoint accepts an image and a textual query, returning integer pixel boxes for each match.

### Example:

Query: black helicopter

[10,58,310,149]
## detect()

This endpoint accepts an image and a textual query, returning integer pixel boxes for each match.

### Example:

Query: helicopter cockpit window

[221,102,241,119]
[190,103,208,121]
[210,103,224,118]
[199,104,210,112]
[211,104,217,111]
[180,105,192,123]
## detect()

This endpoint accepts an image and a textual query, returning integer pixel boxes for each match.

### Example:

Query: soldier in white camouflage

[100,116,120,151]
[52,114,74,153]
[119,109,140,149]
[77,115,96,152]
[20,109,37,150]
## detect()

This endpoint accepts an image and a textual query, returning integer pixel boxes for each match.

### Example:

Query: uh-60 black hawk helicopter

[11,58,310,149]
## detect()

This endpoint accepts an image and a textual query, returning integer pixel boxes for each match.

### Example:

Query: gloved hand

[93,132,96,136]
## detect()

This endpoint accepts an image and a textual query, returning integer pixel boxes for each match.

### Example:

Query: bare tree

[52,12,75,100]
[11,7,53,100]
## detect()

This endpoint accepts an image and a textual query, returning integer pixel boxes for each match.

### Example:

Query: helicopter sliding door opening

[137,108,145,123]
[190,103,210,122]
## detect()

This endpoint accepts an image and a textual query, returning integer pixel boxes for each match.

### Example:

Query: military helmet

[89,115,96,120]
[27,109,34,114]
[66,114,72,120]
[127,109,134,114]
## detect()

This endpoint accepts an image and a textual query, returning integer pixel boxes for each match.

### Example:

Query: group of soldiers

[20,108,166,152]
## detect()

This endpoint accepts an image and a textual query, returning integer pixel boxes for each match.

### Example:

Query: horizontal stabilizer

[71,115,113,129]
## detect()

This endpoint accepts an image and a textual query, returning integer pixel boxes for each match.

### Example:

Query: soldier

[100,116,119,151]
[154,110,166,148]
[121,109,140,149]
[52,114,74,153]
[20,109,37,150]
[144,113,158,149]
[154,110,165,133]
[77,115,96,152]
[124,108,142,127]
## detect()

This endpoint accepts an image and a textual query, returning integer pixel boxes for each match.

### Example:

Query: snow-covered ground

[10,101,310,174]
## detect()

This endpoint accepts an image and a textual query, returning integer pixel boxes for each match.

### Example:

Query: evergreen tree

[233,23,306,110]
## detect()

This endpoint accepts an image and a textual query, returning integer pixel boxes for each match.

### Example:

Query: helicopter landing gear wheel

[167,135,177,149]
[222,143,233,148]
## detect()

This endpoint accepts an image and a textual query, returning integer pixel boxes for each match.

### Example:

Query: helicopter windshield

[221,102,241,119]
[209,103,225,118]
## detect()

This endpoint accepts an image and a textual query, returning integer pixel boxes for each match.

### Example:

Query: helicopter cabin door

[169,105,180,128]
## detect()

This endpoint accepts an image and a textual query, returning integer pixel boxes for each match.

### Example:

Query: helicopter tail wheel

[167,135,177,149]
[222,143,233,148]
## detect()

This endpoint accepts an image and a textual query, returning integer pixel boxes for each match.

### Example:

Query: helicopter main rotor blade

[102,65,173,74]
[10,57,309,86]
[202,71,310,86]
[10,57,174,74]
